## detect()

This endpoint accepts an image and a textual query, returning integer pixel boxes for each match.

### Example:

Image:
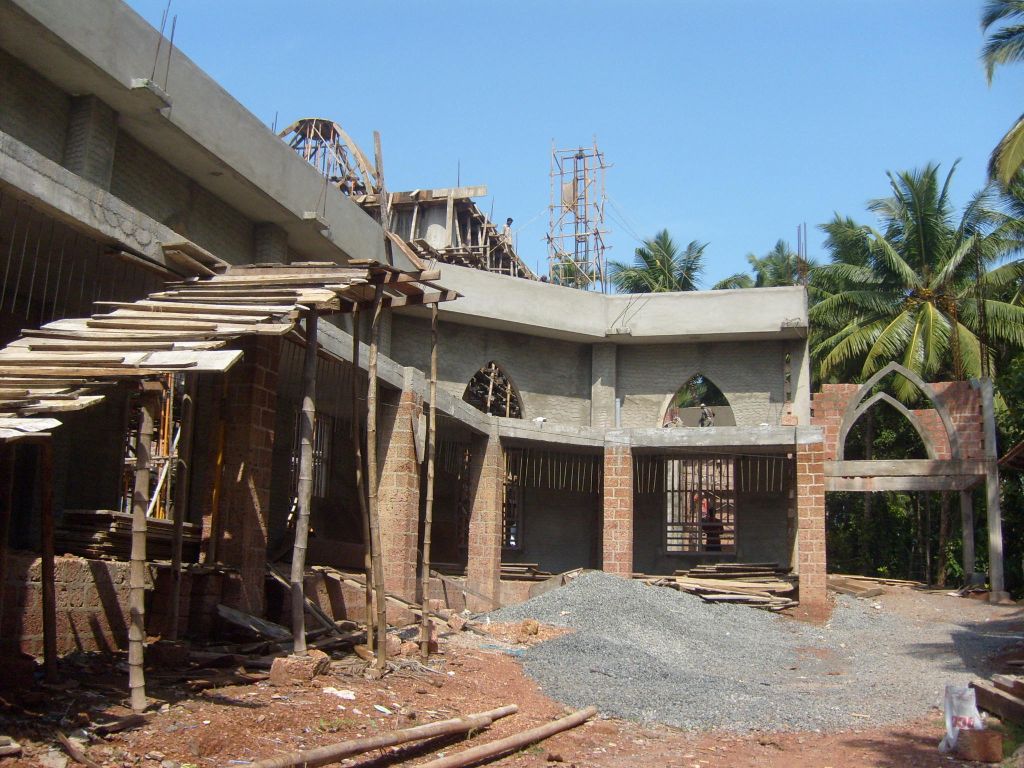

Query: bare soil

[0,584,1021,768]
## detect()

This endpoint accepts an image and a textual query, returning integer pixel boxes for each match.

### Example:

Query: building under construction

[0,0,1008,689]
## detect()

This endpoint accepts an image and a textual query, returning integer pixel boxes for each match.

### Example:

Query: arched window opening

[843,397,929,461]
[463,361,523,418]
[663,374,734,427]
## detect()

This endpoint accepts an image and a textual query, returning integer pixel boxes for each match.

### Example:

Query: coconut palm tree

[810,162,1024,400]
[714,239,817,289]
[981,0,1024,183]
[608,230,707,293]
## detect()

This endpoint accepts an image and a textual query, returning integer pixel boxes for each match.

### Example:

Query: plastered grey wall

[0,49,69,164]
[735,491,793,565]
[503,488,599,573]
[389,315,592,426]
[618,341,789,428]
[110,133,253,264]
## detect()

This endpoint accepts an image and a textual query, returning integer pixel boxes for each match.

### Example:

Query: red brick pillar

[466,430,503,611]
[796,437,827,607]
[215,337,280,615]
[602,441,633,576]
[377,387,423,603]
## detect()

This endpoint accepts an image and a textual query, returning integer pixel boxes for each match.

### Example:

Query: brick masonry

[62,94,117,190]
[466,431,503,611]
[204,337,280,615]
[377,388,423,602]
[602,443,633,576]
[811,380,983,461]
[796,440,827,606]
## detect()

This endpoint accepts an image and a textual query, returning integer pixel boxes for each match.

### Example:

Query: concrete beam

[1,128,179,270]
[826,459,988,477]
[401,264,809,345]
[826,476,979,492]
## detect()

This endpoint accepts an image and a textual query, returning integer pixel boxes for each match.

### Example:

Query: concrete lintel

[497,419,606,448]
[795,427,825,446]
[826,459,989,478]
[827,476,979,492]
[0,129,178,269]
[625,426,800,450]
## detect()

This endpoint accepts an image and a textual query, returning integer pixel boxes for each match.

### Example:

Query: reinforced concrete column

[795,432,827,608]
[590,343,617,428]
[214,337,281,615]
[960,490,976,577]
[602,438,633,576]
[466,427,503,611]
[376,374,423,603]
[63,95,117,189]
[980,379,1007,600]
[253,223,289,264]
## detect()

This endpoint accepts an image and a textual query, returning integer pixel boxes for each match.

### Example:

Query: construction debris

[827,575,885,598]
[972,675,1024,726]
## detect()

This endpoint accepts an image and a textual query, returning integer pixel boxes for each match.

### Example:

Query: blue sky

[126,0,1024,287]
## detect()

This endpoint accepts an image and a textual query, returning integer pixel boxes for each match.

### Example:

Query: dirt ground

[1,584,1022,768]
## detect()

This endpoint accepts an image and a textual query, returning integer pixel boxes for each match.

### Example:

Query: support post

[290,309,318,655]
[420,304,439,658]
[40,439,57,683]
[168,375,196,641]
[130,387,159,712]
[960,489,976,579]
[366,286,388,672]
[350,307,375,641]
[980,378,1007,600]
[0,444,13,642]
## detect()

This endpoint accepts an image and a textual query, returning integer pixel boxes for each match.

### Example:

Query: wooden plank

[98,310,271,324]
[0,352,127,365]
[97,300,297,315]
[972,679,1024,725]
[86,318,220,331]
[215,603,291,641]
[992,674,1024,699]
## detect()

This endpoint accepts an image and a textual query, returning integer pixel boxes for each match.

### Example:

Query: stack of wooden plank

[645,563,797,611]
[500,563,553,581]
[972,674,1024,725]
[55,509,201,561]
[831,573,923,589]
[827,574,886,598]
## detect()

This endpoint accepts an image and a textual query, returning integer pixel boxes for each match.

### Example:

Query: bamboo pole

[350,307,375,643]
[420,303,439,658]
[130,388,159,711]
[417,706,598,768]
[0,444,13,643]
[365,285,388,672]
[168,375,196,641]
[246,705,518,768]
[290,308,319,655]
[40,439,57,683]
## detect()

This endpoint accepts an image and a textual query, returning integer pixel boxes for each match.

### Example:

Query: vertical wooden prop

[0,445,13,644]
[366,285,388,671]
[350,307,375,639]
[40,440,57,683]
[419,304,439,658]
[130,389,158,712]
[168,375,196,641]
[290,308,319,655]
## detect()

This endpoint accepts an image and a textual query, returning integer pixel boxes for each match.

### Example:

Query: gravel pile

[486,571,1011,732]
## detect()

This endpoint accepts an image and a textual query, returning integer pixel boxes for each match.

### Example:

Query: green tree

[981,0,1024,183]
[810,162,1024,400]
[713,239,817,289]
[609,230,707,293]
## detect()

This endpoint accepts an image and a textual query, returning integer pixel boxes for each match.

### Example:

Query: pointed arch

[462,361,524,418]
[659,373,733,427]
[836,362,960,460]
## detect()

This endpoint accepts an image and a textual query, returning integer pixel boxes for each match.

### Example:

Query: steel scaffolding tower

[547,141,609,292]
